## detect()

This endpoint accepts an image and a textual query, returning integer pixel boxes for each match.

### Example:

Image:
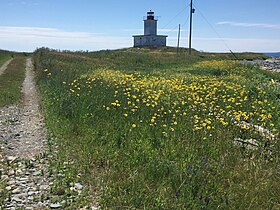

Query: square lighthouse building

[133,10,167,47]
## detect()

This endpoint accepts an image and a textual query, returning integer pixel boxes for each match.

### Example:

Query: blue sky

[0,0,280,52]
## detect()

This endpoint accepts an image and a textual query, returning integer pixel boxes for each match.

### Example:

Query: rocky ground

[244,57,280,73]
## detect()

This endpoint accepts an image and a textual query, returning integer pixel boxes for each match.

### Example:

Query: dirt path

[0,58,50,209]
[0,58,13,76]
[1,58,47,158]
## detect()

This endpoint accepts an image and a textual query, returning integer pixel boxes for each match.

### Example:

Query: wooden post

[177,24,181,56]
[189,0,194,55]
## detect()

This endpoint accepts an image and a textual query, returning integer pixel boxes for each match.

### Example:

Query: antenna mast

[189,0,195,55]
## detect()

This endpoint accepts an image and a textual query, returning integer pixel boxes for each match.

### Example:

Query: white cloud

[217,21,280,30]
[8,0,39,6]
[0,26,132,52]
[0,26,100,39]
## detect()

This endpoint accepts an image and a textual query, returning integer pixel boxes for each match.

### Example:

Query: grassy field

[0,50,13,69]
[33,47,279,209]
[0,56,26,107]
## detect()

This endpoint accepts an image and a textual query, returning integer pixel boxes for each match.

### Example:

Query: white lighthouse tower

[133,10,167,47]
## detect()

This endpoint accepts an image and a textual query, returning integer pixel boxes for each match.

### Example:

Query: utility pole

[177,24,181,56]
[189,0,195,55]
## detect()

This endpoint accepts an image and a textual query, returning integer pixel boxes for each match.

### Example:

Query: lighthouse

[133,10,167,47]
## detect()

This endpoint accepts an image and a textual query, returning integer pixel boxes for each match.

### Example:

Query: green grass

[0,56,26,107]
[0,50,12,68]
[34,47,279,209]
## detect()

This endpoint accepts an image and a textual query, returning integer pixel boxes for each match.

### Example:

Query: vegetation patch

[34,47,279,209]
[0,56,26,107]
[0,50,12,67]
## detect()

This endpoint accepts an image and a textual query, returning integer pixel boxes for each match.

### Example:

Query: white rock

[74,183,83,190]
[28,191,37,196]
[33,171,41,176]
[28,196,34,200]
[1,175,8,180]
[12,188,21,194]
[5,186,12,191]
[7,156,17,162]
[40,184,48,190]
[8,180,16,185]
[16,169,23,174]
[50,203,62,208]
[12,196,24,203]
[8,169,15,175]
[19,177,29,182]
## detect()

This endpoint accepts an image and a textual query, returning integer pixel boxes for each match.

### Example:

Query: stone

[7,156,17,162]
[33,171,41,176]
[1,175,8,180]
[74,183,83,190]
[5,186,12,191]
[28,196,34,200]
[8,169,15,176]
[40,184,49,190]
[16,169,23,174]
[19,177,29,182]
[12,188,21,194]
[12,196,24,203]
[8,180,16,185]
[50,203,62,209]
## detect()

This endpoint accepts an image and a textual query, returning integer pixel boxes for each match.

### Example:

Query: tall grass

[0,50,12,68]
[34,47,279,209]
[0,56,26,107]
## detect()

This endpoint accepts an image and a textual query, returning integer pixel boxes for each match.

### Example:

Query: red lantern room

[147,10,155,20]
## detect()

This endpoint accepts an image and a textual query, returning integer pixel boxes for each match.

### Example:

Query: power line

[181,15,190,28]
[193,3,234,53]
[161,5,188,29]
